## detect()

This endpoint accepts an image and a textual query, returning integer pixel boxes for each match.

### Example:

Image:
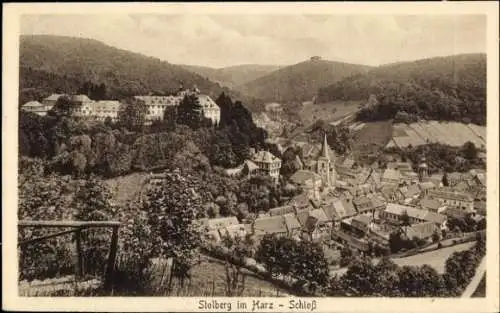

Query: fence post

[104,225,119,291]
[75,228,83,279]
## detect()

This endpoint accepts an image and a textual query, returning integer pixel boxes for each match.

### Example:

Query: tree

[220,234,253,296]
[255,235,329,292]
[144,170,203,290]
[442,172,450,187]
[50,95,77,117]
[176,94,204,129]
[462,141,478,160]
[118,98,147,132]
[341,256,378,296]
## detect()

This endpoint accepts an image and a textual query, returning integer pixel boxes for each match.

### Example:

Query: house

[219,224,247,240]
[419,181,436,195]
[381,203,447,229]
[269,205,296,216]
[330,197,357,221]
[349,214,374,235]
[21,100,51,116]
[251,150,282,184]
[401,171,420,185]
[283,213,302,237]
[419,197,445,213]
[289,170,323,199]
[134,95,181,121]
[90,100,122,122]
[401,222,439,242]
[474,173,486,187]
[204,216,240,231]
[42,93,66,109]
[382,168,401,185]
[303,209,330,240]
[353,196,385,215]
[252,214,300,241]
[398,184,422,204]
[447,172,467,186]
[387,162,413,173]
[333,230,370,253]
[474,200,486,216]
[428,173,444,188]
[428,187,474,213]
[380,185,399,202]
[197,94,221,125]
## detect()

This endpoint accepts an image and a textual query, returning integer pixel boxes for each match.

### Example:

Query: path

[461,257,486,298]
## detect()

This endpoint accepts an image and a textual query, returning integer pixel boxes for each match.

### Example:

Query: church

[290,134,337,197]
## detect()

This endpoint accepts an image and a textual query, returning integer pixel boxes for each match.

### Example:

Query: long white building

[134,86,221,125]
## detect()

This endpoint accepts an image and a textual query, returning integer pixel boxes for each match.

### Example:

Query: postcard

[2,2,499,312]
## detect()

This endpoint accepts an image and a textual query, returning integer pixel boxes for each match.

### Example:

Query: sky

[21,14,486,68]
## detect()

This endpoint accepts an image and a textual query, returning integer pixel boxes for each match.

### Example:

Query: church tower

[317,133,336,187]
[418,156,429,182]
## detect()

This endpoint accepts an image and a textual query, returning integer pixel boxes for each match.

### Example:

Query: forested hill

[316,54,487,125]
[179,64,282,89]
[240,58,372,103]
[19,35,241,103]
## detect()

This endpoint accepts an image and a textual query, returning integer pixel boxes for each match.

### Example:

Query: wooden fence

[18,220,121,291]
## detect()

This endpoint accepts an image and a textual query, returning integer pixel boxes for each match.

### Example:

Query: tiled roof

[429,187,473,202]
[197,94,219,109]
[399,184,421,198]
[283,213,301,231]
[419,198,442,211]
[44,94,66,101]
[253,215,288,236]
[205,216,239,230]
[23,100,44,107]
[382,168,401,181]
[220,224,247,239]
[402,222,438,240]
[71,94,92,102]
[385,203,447,224]
[309,209,329,224]
[296,210,310,227]
[290,170,322,185]
[269,205,295,216]
[352,214,373,227]
[331,197,357,219]
[252,150,281,164]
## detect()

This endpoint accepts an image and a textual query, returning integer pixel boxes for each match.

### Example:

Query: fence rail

[18,220,121,291]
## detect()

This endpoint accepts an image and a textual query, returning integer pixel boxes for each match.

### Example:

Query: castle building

[134,86,220,125]
[251,150,282,184]
[21,101,52,116]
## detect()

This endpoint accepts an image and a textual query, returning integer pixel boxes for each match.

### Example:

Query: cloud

[20,14,486,68]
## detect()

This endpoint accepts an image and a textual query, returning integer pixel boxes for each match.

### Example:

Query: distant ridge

[19,35,242,103]
[240,57,372,103]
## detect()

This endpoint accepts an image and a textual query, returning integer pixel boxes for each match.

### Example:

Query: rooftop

[252,150,281,164]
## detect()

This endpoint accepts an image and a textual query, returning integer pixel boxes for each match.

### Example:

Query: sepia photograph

[2,2,499,312]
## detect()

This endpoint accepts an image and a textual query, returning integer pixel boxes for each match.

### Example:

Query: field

[353,121,393,147]
[386,121,486,149]
[104,172,150,205]
[286,100,362,140]
[391,241,475,273]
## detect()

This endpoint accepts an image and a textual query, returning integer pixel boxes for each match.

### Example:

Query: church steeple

[320,133,330,160]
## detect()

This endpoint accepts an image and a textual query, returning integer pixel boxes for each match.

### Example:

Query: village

[146,123,486,272]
